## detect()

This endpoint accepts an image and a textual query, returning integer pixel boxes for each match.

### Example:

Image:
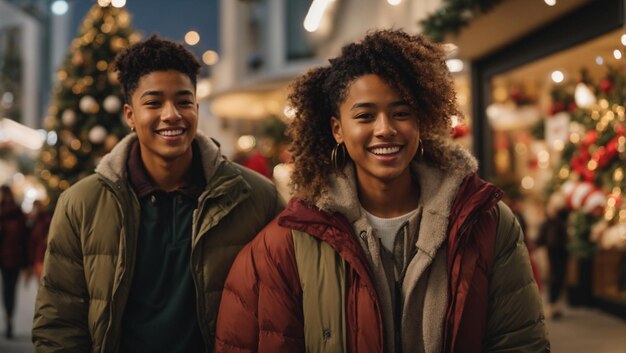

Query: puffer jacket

[32,131,284,353]
[215,142,548,353]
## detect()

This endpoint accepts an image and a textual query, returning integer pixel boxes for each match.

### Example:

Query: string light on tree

[184,31,200,45]
[111,0,126,8]
[202,50,219,65]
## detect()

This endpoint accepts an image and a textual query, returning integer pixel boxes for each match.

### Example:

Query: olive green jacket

[32,131,284,353]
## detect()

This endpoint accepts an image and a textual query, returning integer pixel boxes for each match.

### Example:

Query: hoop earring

[416,138,424,160]
[331,143,347,171]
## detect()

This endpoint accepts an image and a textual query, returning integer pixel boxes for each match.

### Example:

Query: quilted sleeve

[214,223,304,353]
[32,191,91,353]
[484,202,550,353]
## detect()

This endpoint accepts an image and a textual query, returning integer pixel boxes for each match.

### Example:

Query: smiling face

[331,74,420,188]
[124,70,198,168]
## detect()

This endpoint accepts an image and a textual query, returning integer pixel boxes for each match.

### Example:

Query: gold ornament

[62,154,78,169]
[97,60,108,71]
[130,32,142,44]
[108,71,119,84]
[70,139,82,151]
[82,142,93,154]
[41,151,53,163]
[72,52,85,66]
[49,176,60,188]
[110,37,127,51]
[101,22,113,33]
[59,180,71,190]
[104,134,119,151]
[117,12,130,26]
[40,170,51,180]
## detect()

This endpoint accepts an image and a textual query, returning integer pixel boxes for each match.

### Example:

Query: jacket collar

[95,130,222,189]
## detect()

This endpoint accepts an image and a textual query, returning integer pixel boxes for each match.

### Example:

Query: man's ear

[123,103,135,130]
[330,116,343,144]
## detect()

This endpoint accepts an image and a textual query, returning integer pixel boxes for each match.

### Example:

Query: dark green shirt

[121,141,206,353]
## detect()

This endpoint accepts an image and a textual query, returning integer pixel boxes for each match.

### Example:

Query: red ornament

[549,102,565,115]
[599,78,614,93]
[568,102,578,113]
[582,130,597,146]
[451,124,470,139]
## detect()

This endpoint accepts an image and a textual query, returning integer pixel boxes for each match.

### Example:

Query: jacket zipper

[100,180,140,353]
[191,194,211,352]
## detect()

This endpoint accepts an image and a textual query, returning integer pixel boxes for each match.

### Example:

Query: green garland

[420,0,505,42]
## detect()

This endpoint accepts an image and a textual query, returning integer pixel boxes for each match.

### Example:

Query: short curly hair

[111,34,201,103]
[287,29,458,203]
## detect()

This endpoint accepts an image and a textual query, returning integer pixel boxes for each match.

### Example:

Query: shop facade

[459,0,626,318]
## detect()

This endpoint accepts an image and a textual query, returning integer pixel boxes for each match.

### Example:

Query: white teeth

[158,129,183,136]
[371,146,401,155]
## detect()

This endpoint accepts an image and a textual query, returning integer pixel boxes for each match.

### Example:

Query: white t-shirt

[363,207,419,252]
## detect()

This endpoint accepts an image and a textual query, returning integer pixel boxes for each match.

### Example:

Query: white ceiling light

[387,0,402,5]
[613,49,622,60]
[544,0,556,6]
[551,70,564,83]
[446,59,464,73]
[51,0,69,15]
[595,56,604,65]
[304,0,333,32]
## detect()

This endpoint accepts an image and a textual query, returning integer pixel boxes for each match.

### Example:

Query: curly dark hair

[111,34,201,103]
[287,29,459,203]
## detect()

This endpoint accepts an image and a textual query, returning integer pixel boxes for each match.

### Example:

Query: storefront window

[285,0,314,60]
[486,28,626,308]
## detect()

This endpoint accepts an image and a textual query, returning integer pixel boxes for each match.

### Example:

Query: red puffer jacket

[0,203,28,269]
[215,174,545,353]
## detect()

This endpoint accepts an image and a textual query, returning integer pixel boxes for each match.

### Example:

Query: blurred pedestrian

[215,30,548,353]
[26,200,51,280]
[537,194,569,319]
[0,184,28,339]
[502,191,543,292]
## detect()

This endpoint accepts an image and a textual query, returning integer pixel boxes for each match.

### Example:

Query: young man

[32,35,284,353]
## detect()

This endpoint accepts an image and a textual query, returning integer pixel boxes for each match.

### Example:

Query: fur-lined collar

[95,130,222,185]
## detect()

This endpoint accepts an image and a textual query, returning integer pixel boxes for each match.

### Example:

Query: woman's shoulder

[493,201,525,254]
[246,212,297,257]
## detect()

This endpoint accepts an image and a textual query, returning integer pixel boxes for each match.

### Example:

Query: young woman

[215,30,548,353]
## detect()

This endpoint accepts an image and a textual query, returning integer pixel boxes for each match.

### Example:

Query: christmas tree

[548,67,626,257]
[38,3,139,207]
